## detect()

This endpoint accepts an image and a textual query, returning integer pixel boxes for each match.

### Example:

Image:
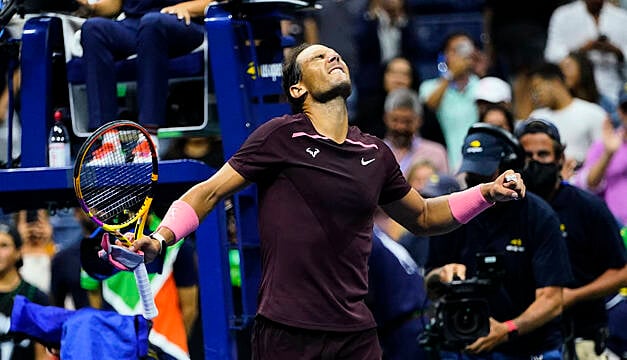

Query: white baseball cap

[474,77,512,104]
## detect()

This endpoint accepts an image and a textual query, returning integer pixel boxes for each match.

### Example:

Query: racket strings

[78,128,155,224]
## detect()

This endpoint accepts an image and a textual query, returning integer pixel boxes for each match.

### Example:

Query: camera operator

[425,123,573,358]
[515,118,627,360]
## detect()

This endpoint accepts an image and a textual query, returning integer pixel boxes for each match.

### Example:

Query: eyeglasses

[514,118,561,144]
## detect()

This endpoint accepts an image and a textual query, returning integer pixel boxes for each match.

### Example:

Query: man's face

[384,107,419,137]
[295,45,351,103]
[519,133,557,165]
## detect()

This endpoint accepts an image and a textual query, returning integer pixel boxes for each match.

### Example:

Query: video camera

[419,253,505,352]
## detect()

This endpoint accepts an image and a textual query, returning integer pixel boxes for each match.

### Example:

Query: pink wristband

[158,200,199,243]
[447,185,494,224]
[504,320,518,332]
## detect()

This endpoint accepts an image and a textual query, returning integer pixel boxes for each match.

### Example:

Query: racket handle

[134,263,158,319]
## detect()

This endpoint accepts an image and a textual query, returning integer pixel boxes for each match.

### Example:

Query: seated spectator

[474,76,513,119]
[480,103,515,133]
[559,50,618,125]
[14,209,56,295]
[0,222,50,359]
[382,88,449,175]
[528,62,606,178]
[575,84,627,226]
[354,55,419,138]
[77,0,209,130]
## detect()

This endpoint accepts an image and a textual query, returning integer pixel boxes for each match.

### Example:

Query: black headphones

[466,122,525,172]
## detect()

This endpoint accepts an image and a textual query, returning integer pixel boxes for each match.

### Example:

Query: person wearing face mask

[515,118,627,360]
[426,123,573,359]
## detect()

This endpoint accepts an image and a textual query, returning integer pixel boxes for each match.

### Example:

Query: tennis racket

[73,120,158,319]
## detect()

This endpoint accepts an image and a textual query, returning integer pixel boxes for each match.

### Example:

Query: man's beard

[311,81,352,104]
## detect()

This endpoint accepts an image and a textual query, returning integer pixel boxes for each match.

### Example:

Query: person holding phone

[419,31,482,172]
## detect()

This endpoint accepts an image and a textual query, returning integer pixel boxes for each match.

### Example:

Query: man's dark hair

[282,43,313,113]
[529,62,565,83]
[514,118,565,159]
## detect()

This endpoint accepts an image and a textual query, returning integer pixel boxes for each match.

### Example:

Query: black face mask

[521,160,560,199]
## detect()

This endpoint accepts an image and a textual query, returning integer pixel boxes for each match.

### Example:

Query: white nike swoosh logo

[361,157,375,166]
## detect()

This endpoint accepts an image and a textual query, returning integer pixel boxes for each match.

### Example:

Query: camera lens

[451,305,482,335]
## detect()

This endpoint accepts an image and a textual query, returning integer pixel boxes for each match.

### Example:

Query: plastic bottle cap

[54,110,62,121]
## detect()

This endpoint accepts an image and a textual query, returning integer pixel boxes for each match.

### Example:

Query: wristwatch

[149,232,168,256]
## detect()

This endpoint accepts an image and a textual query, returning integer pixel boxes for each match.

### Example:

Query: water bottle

[48,109,71,167]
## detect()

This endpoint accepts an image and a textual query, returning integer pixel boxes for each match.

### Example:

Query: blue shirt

[550,183,627,337]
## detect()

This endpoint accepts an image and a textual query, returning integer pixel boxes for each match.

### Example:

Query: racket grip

[134,263,158,319]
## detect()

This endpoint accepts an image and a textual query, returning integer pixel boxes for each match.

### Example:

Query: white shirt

[530,98,606,163]
[544,0,627,104]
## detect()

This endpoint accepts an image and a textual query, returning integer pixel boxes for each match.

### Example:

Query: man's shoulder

[523,191,560,217]
[248,113,308,141]
[570,98,607,118]
[558,183,612,211]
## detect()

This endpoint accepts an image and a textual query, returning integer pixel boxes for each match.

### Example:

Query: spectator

[14,209,55,295]
[473,76,513,119]
[559,50,619,126]
[480,103,515,133]
[382,88,449,175]
[0,222,50,359]
[544,0,627,106]
[426,123,572,358]
[354,0,421,138]
[77,0,209,130]
[419,31,481,172]
[528,62,606,176]
[575,84,627,225]
[515,117,627,360]
[355,55,420,139]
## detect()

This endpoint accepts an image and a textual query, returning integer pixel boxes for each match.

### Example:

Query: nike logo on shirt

[361,157,375,166]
